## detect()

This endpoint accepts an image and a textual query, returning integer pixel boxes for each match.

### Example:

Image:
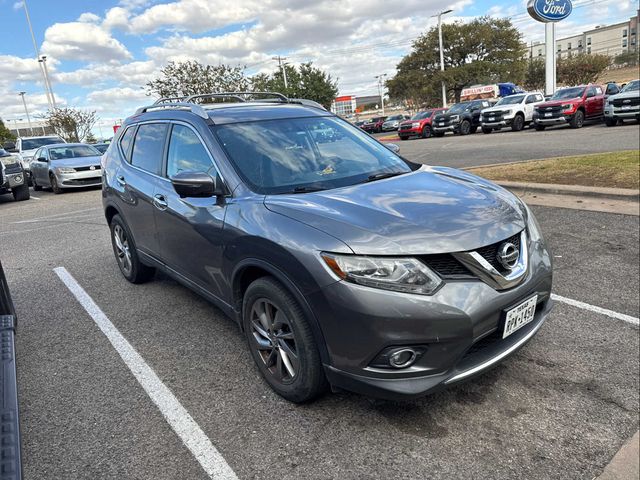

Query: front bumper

[309,239,553,400]
[56,170,102,188]
[432,124,459,133]
[482,118,514,128]
[2,172,26,189]
[605,106,640,120]
[533,112,572,125]
[398,127,421,136]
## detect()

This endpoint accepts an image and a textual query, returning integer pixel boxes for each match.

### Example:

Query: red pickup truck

[397,108,447,140]
[532,84,605,130]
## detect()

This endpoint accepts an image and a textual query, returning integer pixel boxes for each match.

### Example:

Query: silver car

[30,143,102,194]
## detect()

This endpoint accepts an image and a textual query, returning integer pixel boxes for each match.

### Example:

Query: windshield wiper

[365,171,406,183]
[290,186,326,194]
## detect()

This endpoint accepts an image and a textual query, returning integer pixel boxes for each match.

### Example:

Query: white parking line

[54,267,238,480]
[13,207,101,224]
[552,293,639,327]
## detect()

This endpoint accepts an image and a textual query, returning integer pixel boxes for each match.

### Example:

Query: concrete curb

[597,431,639,480]
[496,181,640,202]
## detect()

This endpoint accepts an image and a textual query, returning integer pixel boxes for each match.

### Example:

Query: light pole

[18,92,33,133]
[22,0,54,110]
[39,56,56,108]
[432,9,453,108]
[272,56,289,89]
[374,74,387,115]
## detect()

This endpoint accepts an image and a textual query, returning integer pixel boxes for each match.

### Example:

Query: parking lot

[1,124,638,479]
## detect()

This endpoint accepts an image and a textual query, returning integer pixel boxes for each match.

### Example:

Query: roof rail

[184,91,290,104]
[134,102,209,119]
[184,93,247,103]
[153,96,187,105]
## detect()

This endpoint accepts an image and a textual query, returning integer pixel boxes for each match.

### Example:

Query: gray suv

[102,92,553,402]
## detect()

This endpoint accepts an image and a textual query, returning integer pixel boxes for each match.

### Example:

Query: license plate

[489,117,495,121]
[544,113,553,117]
[621,105,632,110]
[503,295,538,339]
[439,122,445,126]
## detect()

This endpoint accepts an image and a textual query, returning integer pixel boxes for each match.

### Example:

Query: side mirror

[385,143,400,154]
[170,171,226,198]
[4,142,16,153]
[37,157,46,162]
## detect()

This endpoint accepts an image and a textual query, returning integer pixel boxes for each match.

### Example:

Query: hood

[537,97,582,107]
[20,149,37,159]
[51,155,102,169]
[264,166,525,255]
[482,104,518,113]
[400,119,418,126]
[608,90,640,101]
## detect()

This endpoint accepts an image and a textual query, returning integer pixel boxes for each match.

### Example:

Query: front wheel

[482,127,493,134]
[421,125,432,138]
[570,110,585,129]
[109,214,155,284]
[12,183,30,201]
[50,174,63,194]
[511,114,525,132]
[534,124,546,131]
[604,117,617,127]
[433,131,445,137]
[459,120,471,135]
[243,277,327,403]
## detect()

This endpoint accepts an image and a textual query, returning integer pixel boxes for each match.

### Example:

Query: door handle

[153,194,168,211]
[116,175,126,186]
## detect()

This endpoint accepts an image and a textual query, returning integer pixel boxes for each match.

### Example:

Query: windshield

[386,115,404,121]
[496,95,526,106]
[621,80,639,92]
[22,137,64,150]
[93,144,109,153]
[551,87,585,100]
[447,103,471,114]
[48,145,100,160]
[412,111,432,120]
[213,116,414,194]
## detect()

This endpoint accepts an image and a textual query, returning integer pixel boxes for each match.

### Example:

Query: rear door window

[130,123,168,176]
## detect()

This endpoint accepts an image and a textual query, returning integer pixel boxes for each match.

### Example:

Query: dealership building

[527,10,639,59]
[330,95,381,116]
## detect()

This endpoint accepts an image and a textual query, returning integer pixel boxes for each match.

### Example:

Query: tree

[146,61,250,98]
[43,108,98,143]
[387,17,527,105]
[524,58,546,91]
[0,119,16,144]
[85,131,98,144]
[613,51,639,67]
[557,54,610,86]
[251,62,339,109]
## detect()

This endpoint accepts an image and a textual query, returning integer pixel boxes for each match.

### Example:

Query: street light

[39,56,56,109]
[22,0,54,110]
[18,92,33,132]
[432,9,453,108]
[374,73,388,115]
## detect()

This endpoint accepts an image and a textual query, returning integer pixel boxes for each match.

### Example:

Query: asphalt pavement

[374,121,640,168]
[0,184,638,479]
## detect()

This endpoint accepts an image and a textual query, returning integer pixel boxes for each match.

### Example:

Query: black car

[432,99,494,136]
[0,148,30,201]
[102,92,553,403]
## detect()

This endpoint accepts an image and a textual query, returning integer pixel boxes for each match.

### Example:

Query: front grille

[398,124,413,131]
[75,165,101,172]
[536,105,564,119]
[611,97,640,107]
[421,254,473,279]
[63,177,101,186]
[434,116,456,127]
[475,232,521,274]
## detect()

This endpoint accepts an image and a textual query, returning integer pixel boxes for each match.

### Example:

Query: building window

[557,44,562,52]
[567,42,572,50]
[587,47,591,54]
[631,28,636,36]
[632,38,637,46]
[538,49,543,56]
[578,40,583,48]
[623,29,628,38]
[587,37,591,45]
[623,39,628,48]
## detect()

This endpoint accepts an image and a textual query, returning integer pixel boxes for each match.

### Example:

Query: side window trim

[118,125,138,163]
[167,120,226,185]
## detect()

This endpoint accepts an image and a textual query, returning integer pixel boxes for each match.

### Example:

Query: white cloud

[12,1,23,10]
[41,22,132,62]
[77,12,101,23]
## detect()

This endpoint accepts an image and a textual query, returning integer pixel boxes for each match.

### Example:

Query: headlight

[321,254,443,295]
[523,202,544,243]
[451,115,459,121]
[411,122,421,128]
[562,103,575,112]
[57,167,76,174]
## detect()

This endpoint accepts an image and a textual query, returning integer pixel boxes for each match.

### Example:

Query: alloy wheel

[249,298,299,384]
[113,224,133,276]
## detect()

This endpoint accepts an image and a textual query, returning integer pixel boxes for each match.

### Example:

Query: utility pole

[272,55,289,89]
[39,56,56,108]
[432,9,453,108]
[22,0,54,110]
[374,74,388,115]
[18,92,33,133]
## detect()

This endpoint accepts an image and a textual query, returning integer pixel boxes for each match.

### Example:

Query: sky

[0,0,637,136]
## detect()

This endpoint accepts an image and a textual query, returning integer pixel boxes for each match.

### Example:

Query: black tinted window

[119,127,136,162]
[131,124,168,175]
[167,125,213,178]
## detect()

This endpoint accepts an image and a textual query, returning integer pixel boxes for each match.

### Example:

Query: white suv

[480,92,545,133]
[12,135,65,180]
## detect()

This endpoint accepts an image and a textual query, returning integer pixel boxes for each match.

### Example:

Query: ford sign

[527,0,572,23]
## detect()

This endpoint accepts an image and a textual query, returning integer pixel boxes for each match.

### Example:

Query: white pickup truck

[480,92,546,133]
[6,135,65,182]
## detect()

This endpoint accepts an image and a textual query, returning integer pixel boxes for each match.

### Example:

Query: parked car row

[385,80,639,141]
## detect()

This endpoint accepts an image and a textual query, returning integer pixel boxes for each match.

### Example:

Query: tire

[50,174,63,194]
[32,175,42,191]
[109,214,155,284]
[569,110,585,129]
[243,277,327,403]
[399,136,408,141]
[459,120,471,135]
[469,126,478,134]
[482,127,493,134]
[534,124,546,131]
[421,125,432,138]
[12,183,30,201]
[433,131,445,137]
[605,117,617,127]
[511,114,525,132]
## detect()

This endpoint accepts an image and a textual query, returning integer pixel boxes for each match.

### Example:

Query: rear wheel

[459,120,471,135]
[421,125,432,138]
[243,277,327,403]
[50,174,63,194]
[109,214,155,284]
[482,127,493,134]
[12,183,30,201]
[569,110,585,129]
[511,114,525,132]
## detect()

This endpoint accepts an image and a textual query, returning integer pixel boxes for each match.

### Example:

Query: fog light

[389,348,417,369]
[14,175,23,184]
